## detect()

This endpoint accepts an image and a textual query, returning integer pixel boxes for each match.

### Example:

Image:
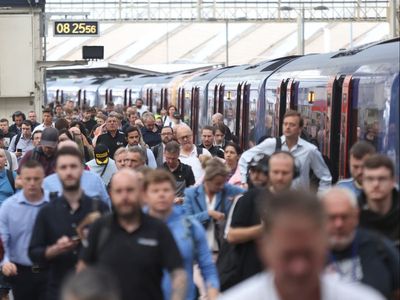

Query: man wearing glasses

[358,154,399,250]
[152,126,174,168]
[176,125,211,183]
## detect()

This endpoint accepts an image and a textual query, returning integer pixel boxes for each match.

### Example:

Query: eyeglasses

[178,135,192,141]
[363,176,392,183]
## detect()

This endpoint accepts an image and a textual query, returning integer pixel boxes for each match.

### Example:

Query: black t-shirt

[141,127,161,148]
[96,131,126,158]
[359,189,399,250]
[229,188,267,281]
[163,161,195,197]
[29,194,109,300]
[326,229,399,299]
[81,213,183,300]
[199,144,224,159]
[82,119,97,135]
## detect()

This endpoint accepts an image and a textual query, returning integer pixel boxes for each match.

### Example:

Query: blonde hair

[203,157,229,181]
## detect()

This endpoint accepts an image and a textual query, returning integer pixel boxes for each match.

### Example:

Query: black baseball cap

[40,128,59,148]
[94,144,109,165]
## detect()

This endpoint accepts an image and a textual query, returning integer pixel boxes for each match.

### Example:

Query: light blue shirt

[43,170,111,207]
[0,169,16,205]
[0,190,49,266]
[161,206,219,300]
[336,178,363,198]
[239,136,332,192]
[8,135,34,156]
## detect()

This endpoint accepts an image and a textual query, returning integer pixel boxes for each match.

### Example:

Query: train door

[123,89,128,107]
[77,89,82,107]
[326,75,346,182]
[105,89,109,105]
[218,84,225,114]
[212,85,218,114]
[177,87,183,113]
[192,87,200,142]
[238,83,250,149]
[235,83,242,139]
[277,79,296,136]
[146,89,153,112]
[163,88,168,110]
[337,75,353,179]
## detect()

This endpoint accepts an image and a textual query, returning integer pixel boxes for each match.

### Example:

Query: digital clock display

[54,21,99,36]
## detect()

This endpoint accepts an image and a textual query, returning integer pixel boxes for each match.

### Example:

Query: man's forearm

[170,268,187,300]
[227,225,263,244]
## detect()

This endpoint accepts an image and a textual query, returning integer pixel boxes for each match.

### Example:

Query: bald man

[43,140,111,206]
[78,169,187,300]
[322,188,399,299]
[176,125,211,182]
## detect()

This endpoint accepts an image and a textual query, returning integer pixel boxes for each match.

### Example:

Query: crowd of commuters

[0,99,398,300]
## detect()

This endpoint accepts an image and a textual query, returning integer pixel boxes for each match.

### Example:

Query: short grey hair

[142,112,155,122]
[320,187,358,208]
[127,146,146,163]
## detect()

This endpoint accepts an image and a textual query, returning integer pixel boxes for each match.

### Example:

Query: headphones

[268,151,300,179]
[12,111,26,122]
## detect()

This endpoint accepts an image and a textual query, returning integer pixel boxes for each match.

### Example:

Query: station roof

[46,22,390,74]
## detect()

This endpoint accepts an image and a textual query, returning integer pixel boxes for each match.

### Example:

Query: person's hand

[1,262,17,277]
[15,151,22,158]
[208,210,225,221]
[45,236,79,259]
[174,197,184,205]
[14,175,23,189]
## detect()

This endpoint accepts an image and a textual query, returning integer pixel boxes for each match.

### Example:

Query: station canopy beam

[45,0,392,22]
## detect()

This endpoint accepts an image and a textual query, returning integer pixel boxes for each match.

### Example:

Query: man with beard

[152,126,174,168]
[29,146,109,300]
[337,141,376,197]
[77,169,187,300]
[322,188,399,299]
[220,190,384,300]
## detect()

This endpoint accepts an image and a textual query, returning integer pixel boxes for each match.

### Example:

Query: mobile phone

[71,235,81,242]
[16,149,22,153]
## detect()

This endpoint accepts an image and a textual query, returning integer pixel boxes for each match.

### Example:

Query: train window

[352,73,398,156]
[223,89,236,135]
[296,81,328,153]
[248,89,259,147]
[183,90,192,127]
[206,85,217,125]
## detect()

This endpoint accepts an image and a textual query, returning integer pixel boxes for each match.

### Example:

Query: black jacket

[359,189,399,250]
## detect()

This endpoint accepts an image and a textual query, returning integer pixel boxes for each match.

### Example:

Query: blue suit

[183,184,244,226]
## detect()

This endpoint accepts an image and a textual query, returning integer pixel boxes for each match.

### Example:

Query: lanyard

[329,231,359,282]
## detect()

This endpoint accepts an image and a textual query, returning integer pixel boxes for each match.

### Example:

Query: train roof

[273,39,399,74]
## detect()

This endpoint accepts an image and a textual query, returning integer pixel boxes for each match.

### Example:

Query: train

[46,38,400,183]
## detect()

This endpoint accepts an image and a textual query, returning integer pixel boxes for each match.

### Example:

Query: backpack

[4,150,13,171]
[14,133,22,151]
[195,145,203,157]
[5,169,15,193]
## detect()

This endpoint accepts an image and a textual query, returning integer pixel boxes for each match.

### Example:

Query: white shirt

[32,123,54,133]
[179,145,211,183]
[137,105,149,116]
[219,272,385,300]
[205,194,217,251]
[239,136,332,192]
